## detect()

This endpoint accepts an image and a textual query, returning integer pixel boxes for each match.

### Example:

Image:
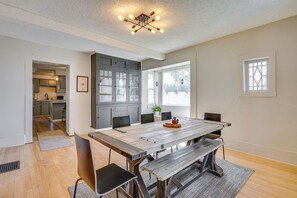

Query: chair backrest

[141,113,154,124]
[112,115,131,129]
[161,112,172,121]
[204,112,221,135]
[74,133,96,192]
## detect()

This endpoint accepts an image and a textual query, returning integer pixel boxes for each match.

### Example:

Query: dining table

[88,117,231,198]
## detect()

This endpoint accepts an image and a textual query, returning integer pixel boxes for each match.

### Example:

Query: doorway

[31,61,69,141]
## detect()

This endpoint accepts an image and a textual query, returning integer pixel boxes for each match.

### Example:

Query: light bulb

[118,15,124,21]
[131,31,135,35]
[155,15,161,21]
[128,14,135,20]
[160,29,164,33]
[151,29,156,34]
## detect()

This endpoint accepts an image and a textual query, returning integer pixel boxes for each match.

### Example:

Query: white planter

[154,111,161,116]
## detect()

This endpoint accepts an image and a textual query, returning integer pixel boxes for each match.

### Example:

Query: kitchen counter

[49,101,66,121]
[50,100,66,104]
[34,99,66,103]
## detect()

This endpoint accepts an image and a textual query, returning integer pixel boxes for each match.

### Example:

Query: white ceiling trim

[0,3,165,60]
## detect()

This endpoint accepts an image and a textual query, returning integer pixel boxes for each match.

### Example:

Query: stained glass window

[245,58,268,91]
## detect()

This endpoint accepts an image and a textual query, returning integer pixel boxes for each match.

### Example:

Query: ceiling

[0,0,297,61]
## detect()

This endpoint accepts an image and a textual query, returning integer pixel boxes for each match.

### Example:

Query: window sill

[158,104,190,107]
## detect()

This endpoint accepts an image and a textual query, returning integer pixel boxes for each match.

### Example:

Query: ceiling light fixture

[118,11,164,35]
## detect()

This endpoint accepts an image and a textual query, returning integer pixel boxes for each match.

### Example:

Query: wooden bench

[141,139,224,198]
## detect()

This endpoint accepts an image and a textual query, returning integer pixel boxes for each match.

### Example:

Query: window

[146,62,191,106]
[244,58,268,92]
[240,51,276,97]
[148,72,155,104]
[162,67,190,106]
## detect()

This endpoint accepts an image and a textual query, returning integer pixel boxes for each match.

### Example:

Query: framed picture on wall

[77,76,88,92]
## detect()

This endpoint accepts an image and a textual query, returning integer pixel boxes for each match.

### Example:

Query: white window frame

[239,51,276,97]
[147,71,157,104]
[159,66,190,106]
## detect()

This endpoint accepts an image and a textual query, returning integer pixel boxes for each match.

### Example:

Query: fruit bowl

[163,123,181,128]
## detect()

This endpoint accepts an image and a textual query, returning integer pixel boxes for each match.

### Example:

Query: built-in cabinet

[57,75,66,93]
[91,53,141,129]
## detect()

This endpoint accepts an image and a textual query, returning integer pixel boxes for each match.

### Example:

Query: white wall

[0,36,91,148]
[142,16,297,165]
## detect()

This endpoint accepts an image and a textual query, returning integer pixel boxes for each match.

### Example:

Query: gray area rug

[37,130,73,151]
[68,159,253,198]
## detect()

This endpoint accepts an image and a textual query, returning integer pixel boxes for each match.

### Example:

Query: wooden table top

[89,117,231,160]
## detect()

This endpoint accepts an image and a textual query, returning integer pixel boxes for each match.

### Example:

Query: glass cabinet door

[99,70,113,103]
[116,72,127,102]
[129,73,140,102]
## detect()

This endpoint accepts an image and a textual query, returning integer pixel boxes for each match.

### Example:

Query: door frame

[25,55,72,143]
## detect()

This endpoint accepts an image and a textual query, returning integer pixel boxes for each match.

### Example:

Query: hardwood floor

[33,116,66,138]
[0,137,296,198]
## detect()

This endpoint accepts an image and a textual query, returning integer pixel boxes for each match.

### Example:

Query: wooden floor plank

[0,139,296,198]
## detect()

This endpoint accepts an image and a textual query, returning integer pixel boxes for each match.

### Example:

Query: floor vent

[0,161,20,174]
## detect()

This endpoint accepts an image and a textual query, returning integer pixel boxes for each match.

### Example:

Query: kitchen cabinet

[33,79,40,93]
[39,79,48,86]
[91,53,141,129]
[48,80,57,86]
[39,79,57,87]
[41,101,50,115]
[33,101,41,116]
[57,75,66,93]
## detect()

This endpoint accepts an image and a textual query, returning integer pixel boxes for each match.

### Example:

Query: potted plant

[152,106,161,116]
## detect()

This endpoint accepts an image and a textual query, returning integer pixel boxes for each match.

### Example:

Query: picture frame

[77,76,88,92]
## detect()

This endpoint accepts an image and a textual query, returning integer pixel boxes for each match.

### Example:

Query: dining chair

[113,115,131,129]
[161,112,172,121]
[73,133,143,198]
[204,112,225,160]
[110,116,131,169]
[140,113,154,124]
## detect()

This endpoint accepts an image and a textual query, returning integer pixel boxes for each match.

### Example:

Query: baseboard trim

[226,140,297,166]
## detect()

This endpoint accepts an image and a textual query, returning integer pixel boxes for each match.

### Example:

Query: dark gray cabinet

[33,79,40,93]
[50,102,66,120]
[33,101,41,116]
[91,53,141,129]
[41,101,50,115]
[97,106,113,128]
[128,105,140,123]
[57,75,66,93]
